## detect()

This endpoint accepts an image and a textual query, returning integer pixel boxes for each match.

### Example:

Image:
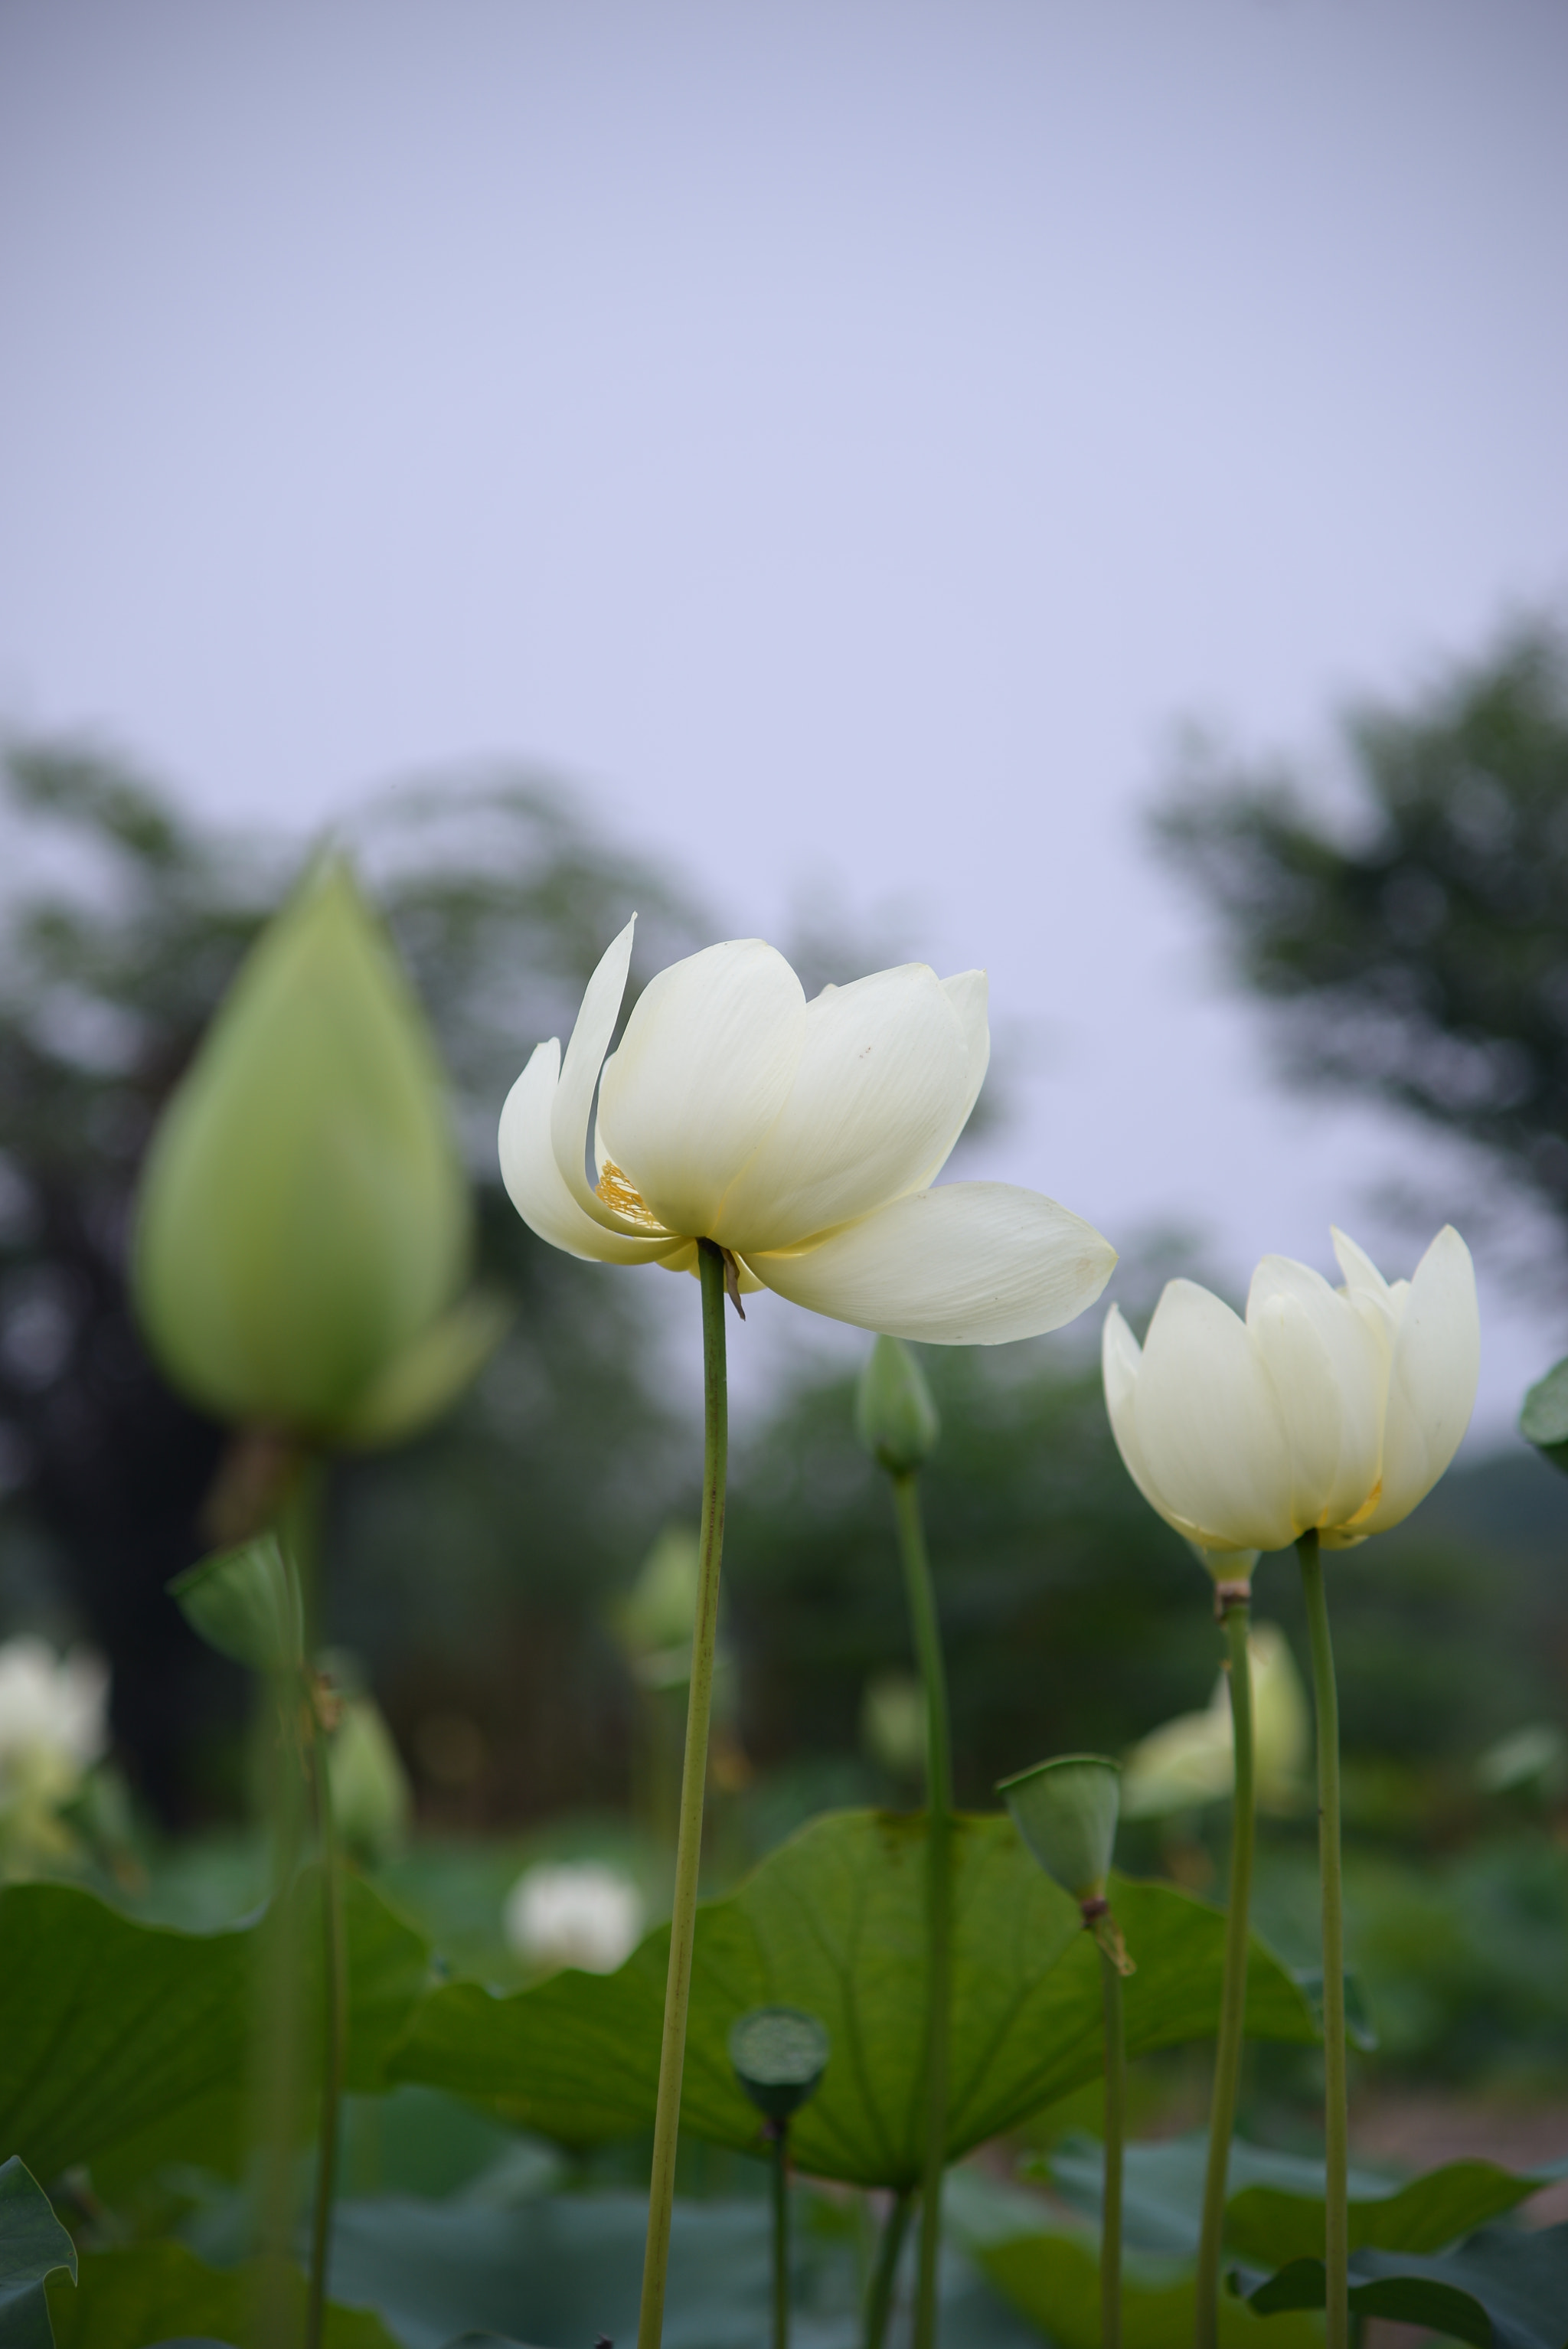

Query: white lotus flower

[503,1860,644,1975]
[498,920,1116,1344]
[0,1636,108,1806]
[1121,1624,1311,1818]
[1102,1226,1478,1558]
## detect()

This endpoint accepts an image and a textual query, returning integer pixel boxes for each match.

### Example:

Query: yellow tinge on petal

[134,858,481,1440]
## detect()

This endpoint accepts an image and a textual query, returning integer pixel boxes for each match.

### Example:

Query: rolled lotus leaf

[998,1753,1121,1902]
[727,2005,831,2120]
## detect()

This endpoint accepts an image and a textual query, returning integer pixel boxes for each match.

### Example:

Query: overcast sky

[2,0,1566,1436]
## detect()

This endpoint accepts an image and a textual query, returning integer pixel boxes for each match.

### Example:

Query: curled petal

[711,962,975,1253]
[1134,1281,1298,1553]
[750,1182,1116,1344]
[1359,1225,1479,1534]
[597,940,806,1237]
[549,917,653,1237]
[501,1042,680,1266]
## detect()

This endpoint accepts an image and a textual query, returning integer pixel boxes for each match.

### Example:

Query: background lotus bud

[328,1691,412,1862]
[860,1668,927,1779]
[855,1335,940,1475]
[133,858,484,1443]
[998,1753,1122,1902]
[1519,1356,1568,1476]
[502,1858,645,1975]
[612,1525,704,1690]
[1121,1623,1310,1819]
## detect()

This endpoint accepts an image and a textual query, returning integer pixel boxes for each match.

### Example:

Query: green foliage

[1153,616,1568,1227]
[0,2161,75,2349]
[393,1810,1315,2186]
[1235,2224,1568,2348]
[0,1870,427,2186]
[47,2242,397,2349]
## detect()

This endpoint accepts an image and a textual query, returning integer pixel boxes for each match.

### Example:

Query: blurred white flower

[1103,1226,1478,1558]
[0,1635,108,1809]
[499,920,1115,1344]
[1121,1624,1310,1819]
[503,1860,644,1975]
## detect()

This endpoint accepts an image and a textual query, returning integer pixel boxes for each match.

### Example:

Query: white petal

[749,1181,1116,1343]
[1358,1226,1479,1534]
[1101,1305,1197,1538]
[710,962,975,1252]
[1247,1256,1384,1532]
[1331,1224,1400,1357]
[1133,1281,1298,1553]
[596,939,807,1237]
[548,917,656,1237]
[499,1043,681,1265]
[918,969,991,1181]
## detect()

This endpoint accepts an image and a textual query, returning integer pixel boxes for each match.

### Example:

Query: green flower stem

[890,1469,952,2349]
[1194,1585,1256,2349]
[768,2122,790,2349]
[862,2188,914,2349]
[636,1239,730,2349]
[252,1661,308,2349]
[1298,1531,1348,2349]
[1099,1942,1125,2349]
[305,1691,348,2349]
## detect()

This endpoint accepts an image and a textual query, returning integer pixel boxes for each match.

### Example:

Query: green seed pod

[855,1335,939,1475]
[133,858,478,1442]
[998,1753,1122,1902]
[1521,1356,1568,1478]
[168,1532,302,1674]
[727,2005,831,2121]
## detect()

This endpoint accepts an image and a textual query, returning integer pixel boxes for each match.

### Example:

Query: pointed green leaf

[392,1811,1316,2187]
[1236,2225,1568,2349]
[0,2161,76,2349]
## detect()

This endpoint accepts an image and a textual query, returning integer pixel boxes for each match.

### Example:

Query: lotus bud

[134,858,493,1446]
[328,1694,412,1862]
[502,1860,645,1976]
[1120,1623,1311,1821]
[855,1335,940,1475]
[860,1669,926,1779]
[998,1753,1122,1903]
[727,2005,831,2121]
[1520,1357,1568,1477]
[612,1526,703,1690]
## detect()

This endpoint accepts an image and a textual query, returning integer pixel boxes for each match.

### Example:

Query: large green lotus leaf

[0,2159,77,2349]
[45,2243,397,2349]
[0,1871,430,2187]
[945,2171,1321,2349]
[393,1811,1317,2187]
[1236,2222,1568,2349]
[1038,2130,1567,2267]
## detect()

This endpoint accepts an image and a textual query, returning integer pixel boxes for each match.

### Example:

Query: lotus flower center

[596,1160,668,1233]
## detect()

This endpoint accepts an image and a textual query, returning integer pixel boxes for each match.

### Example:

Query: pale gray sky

[2,0,1566,1434]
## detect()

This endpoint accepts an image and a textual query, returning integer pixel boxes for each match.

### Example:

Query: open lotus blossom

[499,919,1116,1343]
[1102,1226,1479,1558]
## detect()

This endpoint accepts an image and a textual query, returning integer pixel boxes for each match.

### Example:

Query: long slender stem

[252,1667,308,2349]
[1299,1533,1348,2349]
[769,2123,789,2349]
[1099,1945,1125,2349]
[1194,1587,1256,2349]
[862,2188,914,2349]
[305,1694,348,2349]
[636,1240,730,2349]
[890,1471,952,2349]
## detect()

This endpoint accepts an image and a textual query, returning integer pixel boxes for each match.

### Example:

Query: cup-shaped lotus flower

[134,860,505,1446]
[498,919,1116,1343]
[1121,1623,1310,1819]
[1102,1227,1478,1558]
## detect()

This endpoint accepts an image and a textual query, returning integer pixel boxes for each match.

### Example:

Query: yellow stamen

[596,1160,668,1233]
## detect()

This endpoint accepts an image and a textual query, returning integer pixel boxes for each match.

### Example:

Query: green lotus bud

[727,2005,830,2121]
[1521,1356,1568,1476]
[328,1694,412,1861]
[612,1526,703,1689]
[133,858,482,1442]
[168,1532,302,1674]
[855,1335,939,1475]
[998,1753,1122,1903]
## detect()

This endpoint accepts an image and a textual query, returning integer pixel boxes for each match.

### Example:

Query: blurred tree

[0,743,702,1821]
[1152,617,1568,1243]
